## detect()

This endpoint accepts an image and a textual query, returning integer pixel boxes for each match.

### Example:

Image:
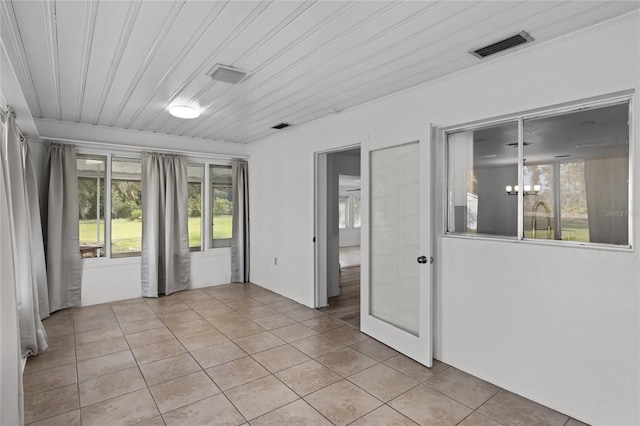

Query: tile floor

[25,283,587,425]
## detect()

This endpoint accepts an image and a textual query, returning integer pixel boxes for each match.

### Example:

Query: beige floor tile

[75,323,123,346]
[191,341,247,368]
[350,337,398,362]
[159,309,203,326]
[192,303,235,318]
[27,409,80,426]
[233,331,285,354]
[205,356,270,390]
[113,305,157,323]
[290,334,344,358]
[43,334,75,352]
[227,299,264,310]
[184,298,225,310]
[149,302,191,316]
[252,313,297,330]
[389,384,472,425]
[132,338,187,365]
[125,326,175,348]
[253,294,289,305]
[476,390,569,426]
[42,322,74,338]
[175,289,215,303]
[162,393,245,426]
[204,311,246,326]
[276,360,342,397]
[135,416,166,426]
[270,323,318,343]
[76,336,130,362]
[565,419,589,426]
[214,318,266,340]
[350,405,418,426]
[425,367,499,409]
[178,328,229,351]
[225,375,299,420]
[252,344,311,373]
[165,318,214,337]
[383,354,448,382]
[348,363,418,402]
[77,350,137,381]
[316,347,377,377]
[304,380,382,426]
[284,307,324,322]
[24,383,79,424]
[149,370,220,413]
[23,363,77,396]
[268,300,304,313]
[139,353,202,386]
[79,366,147,407]
[74,315,118,333]
[251,399,332,426]
[302,316,346,332]
[80,388,159,426]
[24,348,76,375]
[457,412,503,426]
[119,317,165,335]
[235,305,279,320]
[322,325,368,346]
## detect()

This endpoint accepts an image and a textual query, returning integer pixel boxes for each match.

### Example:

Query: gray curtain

[585,157,628,245]
[0,111,48,358]
[141,152,191,297]
[41,142,82,312]
[231,159,249,283]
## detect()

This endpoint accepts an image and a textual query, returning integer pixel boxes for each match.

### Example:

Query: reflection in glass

[77,155,106,258]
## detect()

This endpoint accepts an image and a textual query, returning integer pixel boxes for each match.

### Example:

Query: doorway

[314,147,362,326]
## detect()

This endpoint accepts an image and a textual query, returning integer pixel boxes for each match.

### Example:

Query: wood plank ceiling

[1,1,638,144]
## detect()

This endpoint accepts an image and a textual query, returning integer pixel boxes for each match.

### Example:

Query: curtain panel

[231,159,250,283]
[141,152,191,297]
[41,142,82,312]
[0,111,48,358]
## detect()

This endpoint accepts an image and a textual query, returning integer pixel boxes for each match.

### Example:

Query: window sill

[442,232,634,253]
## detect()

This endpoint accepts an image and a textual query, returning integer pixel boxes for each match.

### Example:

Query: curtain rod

[39,136,249,160]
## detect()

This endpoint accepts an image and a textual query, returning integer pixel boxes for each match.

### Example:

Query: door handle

[417,256,428,264]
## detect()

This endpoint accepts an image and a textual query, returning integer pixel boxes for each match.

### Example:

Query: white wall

[249,16,640,425]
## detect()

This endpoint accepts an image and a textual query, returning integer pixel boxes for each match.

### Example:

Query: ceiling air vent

[470,31,533,59]
[208,64,248,84]
[272,122,291,130]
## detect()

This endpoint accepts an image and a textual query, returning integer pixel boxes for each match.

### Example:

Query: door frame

[313,144,361,308]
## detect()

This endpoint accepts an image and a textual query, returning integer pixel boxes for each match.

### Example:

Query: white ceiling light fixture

[208,64,249,85]
[169,105,200,119]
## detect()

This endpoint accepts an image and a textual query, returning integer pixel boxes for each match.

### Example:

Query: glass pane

[77,155,106,258]
[523,101,629,245]
[111,158,142,257]
[370,142,420,336]
[187,164,203,250]
[338,196,348,229]
[353,196,361,228]
[447,121,519,237]
[210,165,233,246]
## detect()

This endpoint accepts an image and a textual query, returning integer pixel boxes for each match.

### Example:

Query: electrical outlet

[274,257,278,266]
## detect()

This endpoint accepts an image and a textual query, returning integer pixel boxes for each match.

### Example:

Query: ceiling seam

[75,0,98,123]
[92,0,143,125]
[106,1,186,128]
[118,1,229,129]
[43,0,62,120]
[0,1,43,117]
[160,0,318,136]
[136,0,274,132]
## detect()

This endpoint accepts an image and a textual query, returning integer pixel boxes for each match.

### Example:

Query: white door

[360,126,433,367]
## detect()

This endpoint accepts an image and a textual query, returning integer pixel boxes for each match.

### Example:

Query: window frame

[75,146,235,261]
[210,164,233,249]
[187,163,205,252]
[442,92,634,251]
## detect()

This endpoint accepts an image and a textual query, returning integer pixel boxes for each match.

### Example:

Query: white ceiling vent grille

[208,64,249,84]
[470,31,533,59]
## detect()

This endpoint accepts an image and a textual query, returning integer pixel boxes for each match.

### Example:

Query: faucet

[531,201,552,239]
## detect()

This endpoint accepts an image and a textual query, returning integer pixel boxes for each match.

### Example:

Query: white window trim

[441,91,635,251]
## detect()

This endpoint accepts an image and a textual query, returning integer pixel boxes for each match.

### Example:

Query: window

[446,98,631,247]
[353,195,361,228]
[77,155,106,258]
[338,196,349,229]
[187,164,204,251]
[210,165,233,248]
[111,158,142,257]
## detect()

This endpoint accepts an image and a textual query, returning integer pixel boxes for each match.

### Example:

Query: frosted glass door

[360,127,432,367]
[370,143,420,335]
